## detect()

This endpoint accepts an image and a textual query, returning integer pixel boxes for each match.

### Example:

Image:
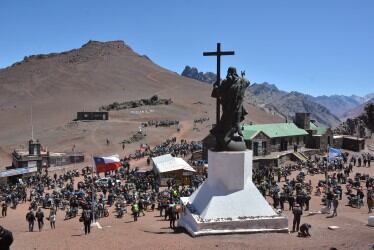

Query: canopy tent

[152,154,195,174]
[0,167,37,178]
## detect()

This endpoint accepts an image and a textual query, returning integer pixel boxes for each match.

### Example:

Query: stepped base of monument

[178,207,288,237]
[178,150,288,237]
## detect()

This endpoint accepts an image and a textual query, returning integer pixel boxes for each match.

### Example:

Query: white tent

[152,154,195,174]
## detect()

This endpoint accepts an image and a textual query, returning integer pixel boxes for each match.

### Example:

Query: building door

[280,138,288,151]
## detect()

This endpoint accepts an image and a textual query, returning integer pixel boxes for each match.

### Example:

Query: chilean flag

[93,155,121,173]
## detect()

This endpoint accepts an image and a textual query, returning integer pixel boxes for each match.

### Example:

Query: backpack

[83,210,91,222]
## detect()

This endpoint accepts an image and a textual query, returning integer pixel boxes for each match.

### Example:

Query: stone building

[76,111,109,121]
[242,123,308,156]
[12,139,49,171]
[333,135,365,152]
[294,113,333,151]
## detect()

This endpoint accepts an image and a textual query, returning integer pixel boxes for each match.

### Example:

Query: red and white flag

[93,154,121,173]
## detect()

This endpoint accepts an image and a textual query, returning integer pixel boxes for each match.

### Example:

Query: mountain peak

[181,65,216,84]
[81,40,129,50]
[5,40,135,69]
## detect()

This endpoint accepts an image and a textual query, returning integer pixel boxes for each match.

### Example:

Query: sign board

[183,171,193,176]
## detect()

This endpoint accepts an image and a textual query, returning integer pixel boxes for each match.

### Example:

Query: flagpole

[31,104,34,140]
[91,154,102,229]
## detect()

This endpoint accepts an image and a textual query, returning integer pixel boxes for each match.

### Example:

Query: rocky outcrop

[333,117,367,137]
[99,95,172,111]
[181,66,216,84]
[334,102,374,137]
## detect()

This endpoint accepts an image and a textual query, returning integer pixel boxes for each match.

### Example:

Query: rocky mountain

[312,95,362,118]
[350,93,374,103]
[0,40,282,165]
[334,102,374,137]
[246,83,341,127]
[181,66,216,84]
[312,94,374,119]
[181,66,374,127]
[341,97,374,120]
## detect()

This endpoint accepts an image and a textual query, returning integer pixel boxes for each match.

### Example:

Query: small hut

[152,154,196,186]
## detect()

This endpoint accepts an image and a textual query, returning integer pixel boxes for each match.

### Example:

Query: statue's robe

[211,75,249,149]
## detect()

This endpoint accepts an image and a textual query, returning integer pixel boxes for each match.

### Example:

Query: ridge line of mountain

[181,65,373,125]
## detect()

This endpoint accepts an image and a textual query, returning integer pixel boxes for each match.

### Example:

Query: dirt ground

[1,155,373,250]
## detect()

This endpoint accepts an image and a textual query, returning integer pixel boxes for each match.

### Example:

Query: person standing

[131,203,139,222]
[36,208,44,232]
[326,190,334,209]
[367,187,373,213]
[49,211,56,229]
[288,194,295,211]
[169,204,177,229]
[26,210,36,232]
[81,208,92,235]
[332,196,339,217]
[292,203,303,233]
[2,202,8,217]
[0,226,13,250]
[279,193,285,211]
[303,193,310,211]
[138,199,145,216]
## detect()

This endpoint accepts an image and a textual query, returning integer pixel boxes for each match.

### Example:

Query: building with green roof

[241,113,333,157]
[242,123,309,156]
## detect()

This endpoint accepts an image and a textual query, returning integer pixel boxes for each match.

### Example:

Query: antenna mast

[31,104,34,140]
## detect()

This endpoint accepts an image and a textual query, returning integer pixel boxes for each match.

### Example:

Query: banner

[328,147,342,161]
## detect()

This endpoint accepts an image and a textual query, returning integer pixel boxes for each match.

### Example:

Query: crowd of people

[0,137,373,248]
[141,120,179,128]
[0,140,205,241]
[252,151,373,237]
[123,137,202,162]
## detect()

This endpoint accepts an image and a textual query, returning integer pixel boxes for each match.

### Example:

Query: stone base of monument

[178,150,288,236]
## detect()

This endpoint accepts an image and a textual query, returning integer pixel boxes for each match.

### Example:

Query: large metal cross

[203,43,235,126]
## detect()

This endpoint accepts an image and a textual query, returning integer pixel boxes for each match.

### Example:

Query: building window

[296,136,299,145]
[271,139,275,145]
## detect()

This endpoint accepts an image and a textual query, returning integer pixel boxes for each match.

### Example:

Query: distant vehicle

[95,177,120,187]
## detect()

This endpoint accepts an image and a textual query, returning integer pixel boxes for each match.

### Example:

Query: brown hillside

[0,40,282,165]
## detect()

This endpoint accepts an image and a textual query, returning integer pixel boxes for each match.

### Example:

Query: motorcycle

[64,207,77,220]
[29,200,38,210]
[116,204,124,218]
[347,195,363,208]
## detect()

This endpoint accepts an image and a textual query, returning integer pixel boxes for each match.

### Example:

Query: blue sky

[0,0,373,96]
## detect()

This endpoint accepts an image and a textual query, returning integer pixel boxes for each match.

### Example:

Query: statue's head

[227,67,238,78]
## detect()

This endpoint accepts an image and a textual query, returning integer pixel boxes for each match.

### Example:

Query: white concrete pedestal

[179,150,288,236]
